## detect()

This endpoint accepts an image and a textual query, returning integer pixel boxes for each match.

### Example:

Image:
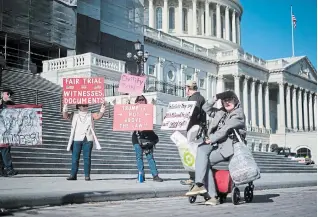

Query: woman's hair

[135,95,148,104]
[76,104,88,109]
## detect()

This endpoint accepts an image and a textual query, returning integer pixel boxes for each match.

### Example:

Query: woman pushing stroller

[185,90,246,206]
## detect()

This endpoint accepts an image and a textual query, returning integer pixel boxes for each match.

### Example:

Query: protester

[0,88,18,176]
[180,80,206,185]
[185,90,246,206]
[132,95,163,182]
[62,103,106,181]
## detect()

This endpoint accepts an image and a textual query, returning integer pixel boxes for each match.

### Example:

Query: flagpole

[291,5,295,57]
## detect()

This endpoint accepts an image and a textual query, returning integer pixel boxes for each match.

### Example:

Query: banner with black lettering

[0,104,42,146]
[161,101,196,131]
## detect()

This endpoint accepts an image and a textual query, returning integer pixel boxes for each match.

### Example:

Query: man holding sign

[180,80,207,186]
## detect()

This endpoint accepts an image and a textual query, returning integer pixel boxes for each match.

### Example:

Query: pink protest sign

[113,104,153,131]
[118,74,146,95]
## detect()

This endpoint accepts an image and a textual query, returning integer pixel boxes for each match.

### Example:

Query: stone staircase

[2,67,317,174]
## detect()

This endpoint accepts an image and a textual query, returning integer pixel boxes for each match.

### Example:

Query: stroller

[188,167,254,205]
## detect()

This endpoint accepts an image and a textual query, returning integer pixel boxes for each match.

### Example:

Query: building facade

[40,0,317,162]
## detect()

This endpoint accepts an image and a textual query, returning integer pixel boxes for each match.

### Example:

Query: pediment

[285,57,317,82]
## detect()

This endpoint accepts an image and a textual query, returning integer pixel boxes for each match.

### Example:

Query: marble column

[163,0,168,32]
[250,78,257,128]
[157,57,165,82]
[278,82,286,133]
[236,15,241,45]
[206,74,212,99]
[192,0,197,35]
[216,75,224,93]
[297,88,303,131]
[205,0,210,36]
[292,86,298,131]
[264,83,270,130]
[216,3,221,38]
[314,94,317,130]
[286,84,292,130]
[149,0,154,28]
[231,10,236,43]
[211,10,214,36]
[211,75,217,97]
[243,76,250,127]
[303,90,309,131]
[258,81,264,129]
[225,6,230,40]
[178,0,183,34]
[234,74,241,101]
[180,64,187,96]
[309,92,314,131]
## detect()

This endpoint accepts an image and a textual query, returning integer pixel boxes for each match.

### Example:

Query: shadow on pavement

[250,193,280,203]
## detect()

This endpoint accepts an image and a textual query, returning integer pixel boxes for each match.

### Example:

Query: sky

[240,0,317,68]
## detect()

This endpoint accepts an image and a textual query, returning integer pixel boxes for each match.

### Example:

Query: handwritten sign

[161,101,196,131]
[118,74,146,96]
[0,104,42,146]
[113,104,153,131]
[63,77,105,104]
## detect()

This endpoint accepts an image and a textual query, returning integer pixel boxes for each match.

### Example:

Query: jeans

[0,147,13,170]
[133,144,158,177]
[70,138,93,177]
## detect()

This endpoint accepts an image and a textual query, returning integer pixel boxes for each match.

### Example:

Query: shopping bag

[171,131,199,172]
[228,129,261,185]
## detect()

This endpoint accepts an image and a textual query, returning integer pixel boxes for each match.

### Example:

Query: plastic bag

[229,130,261,185]
[170,131,201,172]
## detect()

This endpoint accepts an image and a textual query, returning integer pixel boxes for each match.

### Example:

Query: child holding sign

[62,103,106,181]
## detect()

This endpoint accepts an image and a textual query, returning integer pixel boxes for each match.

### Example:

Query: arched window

[182,8,188,32]
[297,148,311,158]
[169,7,175,30]
[156,7,163,29]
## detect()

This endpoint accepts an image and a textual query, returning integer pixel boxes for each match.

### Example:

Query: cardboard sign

[0,104,42,146]
[161,101,196,131]
[118,74,146,96]
[63,77,105,104]
[113,104,153,131]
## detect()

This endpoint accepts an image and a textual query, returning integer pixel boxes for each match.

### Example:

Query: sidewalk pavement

[0,173,316,209]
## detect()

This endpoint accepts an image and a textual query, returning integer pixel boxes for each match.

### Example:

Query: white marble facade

[42,0,317,160]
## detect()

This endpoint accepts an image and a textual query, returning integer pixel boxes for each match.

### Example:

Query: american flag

[292,14,297,28]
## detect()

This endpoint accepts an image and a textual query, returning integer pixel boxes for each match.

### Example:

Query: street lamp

[126,40,149,76]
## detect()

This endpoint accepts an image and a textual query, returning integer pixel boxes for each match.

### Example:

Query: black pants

[189,171,195,180]
[0,147,13,170]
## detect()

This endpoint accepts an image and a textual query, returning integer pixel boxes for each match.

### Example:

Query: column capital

[259,80,265,85]
[251,77,257,83]
[217,75,224,79]
[299,87,304,91]
[277,81,285,87]
[232,9,236,14]
[244,75,250,80]
[181,64,187,70]
[192,0,197,3]
[292,87,297,93]
[158,57,165,66]
[225,6,229,10]
[286,83,292,88]
[293,85,298,89]
[233,74,241,79]
[195,68,200,73]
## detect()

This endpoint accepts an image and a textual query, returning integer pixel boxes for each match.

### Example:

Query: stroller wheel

[244,186,254,203]
[231,187,240,205]
[189,196,197,204]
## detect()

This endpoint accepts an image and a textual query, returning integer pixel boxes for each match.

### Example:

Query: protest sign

[0,104,42,146]
[113,104,153,131]
[118,74,146,96]
[63,77,105,104]
[161,101,196,131]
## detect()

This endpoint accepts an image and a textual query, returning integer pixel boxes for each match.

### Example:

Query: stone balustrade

[217,49,267,68]
[42,52,125,74]
[144,26,217,59]
[266,59,289,70]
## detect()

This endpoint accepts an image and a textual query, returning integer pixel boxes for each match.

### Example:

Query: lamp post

[126,40,149,76]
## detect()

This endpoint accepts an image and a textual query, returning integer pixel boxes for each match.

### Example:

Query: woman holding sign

[62,103,106,181]
[132,95,163,182]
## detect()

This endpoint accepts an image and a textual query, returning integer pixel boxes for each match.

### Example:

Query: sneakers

[185,185,207,196]
[153,175,163,182]
[180,179,194,185]
[66,175,77,181]
[205,197,220,206]
[5,169,18,177]
[85,177,91,181]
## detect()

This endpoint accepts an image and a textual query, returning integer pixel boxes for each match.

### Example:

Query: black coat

[132,130,159,147]
[187,92,206,131]
[0,100,15,109]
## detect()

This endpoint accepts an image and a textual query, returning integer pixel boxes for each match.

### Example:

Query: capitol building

[40,0,317,162]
